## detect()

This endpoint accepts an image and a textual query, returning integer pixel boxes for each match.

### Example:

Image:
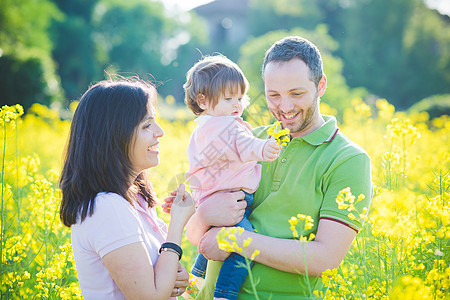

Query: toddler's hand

[262,138,281,162]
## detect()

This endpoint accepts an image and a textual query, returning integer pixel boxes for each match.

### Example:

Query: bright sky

[160,0,213,11]
[161,0,449,15]
[426,0,450,15]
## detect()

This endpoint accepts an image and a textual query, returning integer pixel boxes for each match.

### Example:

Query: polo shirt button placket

[281,158,287,163]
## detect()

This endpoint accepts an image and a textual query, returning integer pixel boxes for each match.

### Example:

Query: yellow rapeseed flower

[250,250,260,260]
[267,121,290,145]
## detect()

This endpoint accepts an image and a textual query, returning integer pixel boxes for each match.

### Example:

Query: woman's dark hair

[60,79,157,227]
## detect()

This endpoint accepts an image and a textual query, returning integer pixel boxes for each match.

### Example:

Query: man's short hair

[263,36,324,87]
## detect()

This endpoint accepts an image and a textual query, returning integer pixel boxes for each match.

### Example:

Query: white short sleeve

[79,193,143,258]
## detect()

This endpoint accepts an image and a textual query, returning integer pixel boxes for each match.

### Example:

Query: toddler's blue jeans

[191,192,255,300]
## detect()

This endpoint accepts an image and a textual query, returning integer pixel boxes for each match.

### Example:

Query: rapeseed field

[0,99,448,299]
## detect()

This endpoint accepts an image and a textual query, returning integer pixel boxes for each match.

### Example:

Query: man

[185,36,373,299]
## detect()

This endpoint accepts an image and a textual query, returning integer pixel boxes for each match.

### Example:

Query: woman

[60,78,195,299]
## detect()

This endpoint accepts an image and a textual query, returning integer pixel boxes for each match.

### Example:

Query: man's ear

[197,94,208,110]
[318,75,327,97]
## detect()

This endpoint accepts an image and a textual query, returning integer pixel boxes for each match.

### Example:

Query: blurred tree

[51,0,102,102]
[245,0,450,109]
[408,94,450,119]
[0,55,50,109]
[239,26,367,121]
[159,13,208,102]
[94,0,207,101]
[336,0,450,109]
[0,0,62,109]
[94,0,167,77]
[401,6,450,106]
[248,0,324,36]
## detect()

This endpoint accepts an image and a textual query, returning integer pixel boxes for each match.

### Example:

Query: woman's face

[129,100,164,176]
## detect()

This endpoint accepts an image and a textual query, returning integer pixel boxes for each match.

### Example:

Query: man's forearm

[186,191,247,245]
[201,219,356,276]
[185,211,210,245]
[232,231,331,276]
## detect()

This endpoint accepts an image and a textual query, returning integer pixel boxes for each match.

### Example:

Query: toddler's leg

[213,204,255,300]
[191,253,208,279]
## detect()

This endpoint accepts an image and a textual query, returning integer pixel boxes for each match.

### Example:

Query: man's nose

[279,96,294,112]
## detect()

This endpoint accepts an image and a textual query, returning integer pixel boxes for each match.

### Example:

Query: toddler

[184,55,281,300]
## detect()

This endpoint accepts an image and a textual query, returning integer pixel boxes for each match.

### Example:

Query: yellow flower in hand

[267,121,290,146]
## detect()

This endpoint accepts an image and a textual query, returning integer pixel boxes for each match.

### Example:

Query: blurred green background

[1,0,449,118]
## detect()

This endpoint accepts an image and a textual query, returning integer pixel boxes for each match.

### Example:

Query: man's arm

[197,152,371,276]
[184,190,247,245]
[198,219,356,276]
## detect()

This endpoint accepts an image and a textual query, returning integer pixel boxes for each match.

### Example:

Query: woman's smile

[147,143,159,153]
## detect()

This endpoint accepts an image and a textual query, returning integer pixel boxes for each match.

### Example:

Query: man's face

[264,58,326,138]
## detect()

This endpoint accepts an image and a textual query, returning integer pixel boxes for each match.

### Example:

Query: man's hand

[197,190,247,227]
[185,190,246,245]
[198,227,231,261]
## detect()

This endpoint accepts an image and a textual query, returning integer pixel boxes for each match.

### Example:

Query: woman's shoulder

[74,192,136,225]
[95,192,128,205]
[72,192,144,257]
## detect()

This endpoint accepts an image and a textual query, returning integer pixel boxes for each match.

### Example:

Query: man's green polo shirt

[196,115,373,300]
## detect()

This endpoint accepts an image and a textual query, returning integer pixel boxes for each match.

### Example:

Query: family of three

[59,36,372,299]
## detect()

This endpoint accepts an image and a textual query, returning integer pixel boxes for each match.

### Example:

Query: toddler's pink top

[185,115,268,204]
[71,192,175,300]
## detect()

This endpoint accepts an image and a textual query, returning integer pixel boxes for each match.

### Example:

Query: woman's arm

[103,241,180,300]
[199,219,356,276]
[103,184,194,299]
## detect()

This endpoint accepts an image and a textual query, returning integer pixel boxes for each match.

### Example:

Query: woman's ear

[197,94,208,110]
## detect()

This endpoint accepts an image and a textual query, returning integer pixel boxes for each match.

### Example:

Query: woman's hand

[162,190,178,214]
[198,227,231,261]
[169,183,195,227]
[170,263,189,297]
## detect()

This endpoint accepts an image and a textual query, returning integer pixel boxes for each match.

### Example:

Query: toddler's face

[203,89,245,117]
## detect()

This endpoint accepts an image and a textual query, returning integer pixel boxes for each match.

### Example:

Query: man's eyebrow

[289,88,307,92]
[266,87,305,93]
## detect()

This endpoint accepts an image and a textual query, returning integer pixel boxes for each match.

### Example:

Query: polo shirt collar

[295,115,339,146]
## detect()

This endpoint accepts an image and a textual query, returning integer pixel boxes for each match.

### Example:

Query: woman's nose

[154,123,164,138]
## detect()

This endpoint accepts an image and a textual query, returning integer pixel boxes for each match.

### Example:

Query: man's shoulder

[334,130,368,155]
[327,130,371,167]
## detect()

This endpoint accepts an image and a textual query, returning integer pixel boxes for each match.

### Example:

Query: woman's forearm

[152,220,186,299]
[153,250,180,299]
[103,242,178,300]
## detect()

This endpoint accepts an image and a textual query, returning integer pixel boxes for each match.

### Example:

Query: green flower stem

[1,118,6,289]
[244,257,260,300]
[15,124,20,229]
